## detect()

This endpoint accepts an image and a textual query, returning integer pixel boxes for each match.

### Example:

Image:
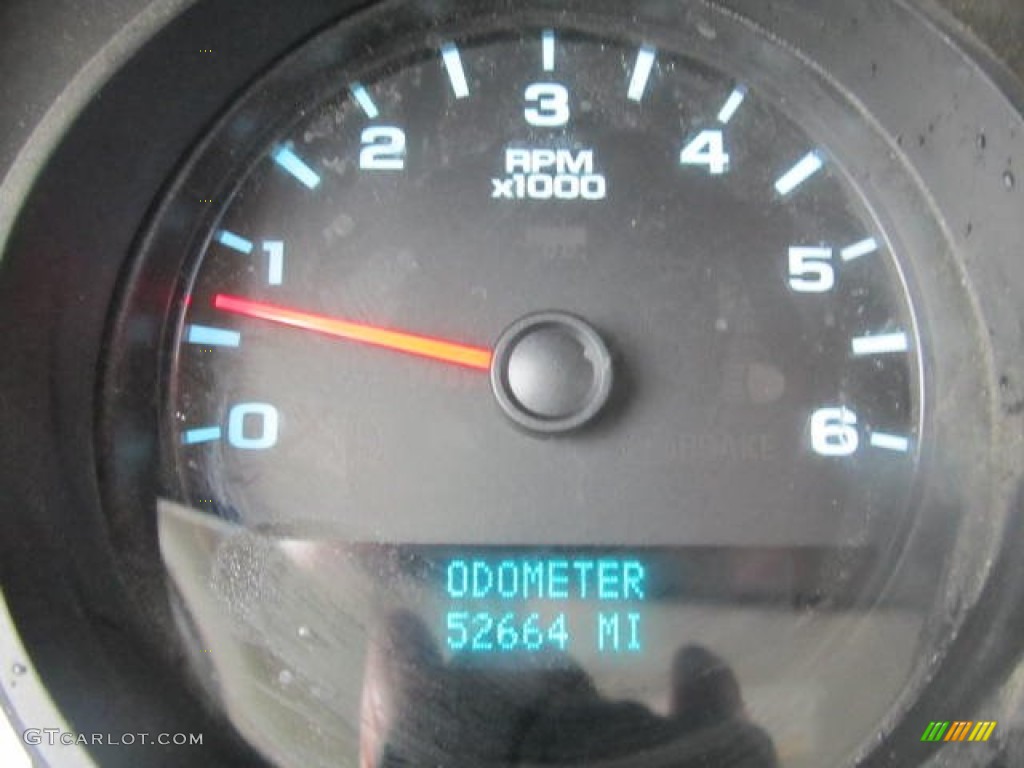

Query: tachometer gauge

[175,27,920,549]
[164,17,926,763]
[77,1,1020,767]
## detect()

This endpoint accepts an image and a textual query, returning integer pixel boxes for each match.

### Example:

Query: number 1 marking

[263,241,284,285]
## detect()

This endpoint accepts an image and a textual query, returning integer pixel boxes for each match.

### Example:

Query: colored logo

[921,721,997,743]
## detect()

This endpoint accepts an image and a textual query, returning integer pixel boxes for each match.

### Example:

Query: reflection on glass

[158,500,926,768]
[361,610,777,766]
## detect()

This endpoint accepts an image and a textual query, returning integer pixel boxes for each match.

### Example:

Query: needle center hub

[491,312,613,434]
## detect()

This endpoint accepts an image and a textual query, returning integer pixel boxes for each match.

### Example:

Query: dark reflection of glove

[362,612,778,767]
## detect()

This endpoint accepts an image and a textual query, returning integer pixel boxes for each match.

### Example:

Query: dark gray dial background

[174,34,918,548]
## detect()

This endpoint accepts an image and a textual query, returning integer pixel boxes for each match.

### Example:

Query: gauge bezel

[109,2,995,764]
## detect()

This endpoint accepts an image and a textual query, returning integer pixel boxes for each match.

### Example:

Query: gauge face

[7,0,1024,764]
[174,32,919,547]
[162,18,927,768]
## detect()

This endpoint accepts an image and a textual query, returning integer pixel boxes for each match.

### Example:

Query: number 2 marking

[360,126,406,170]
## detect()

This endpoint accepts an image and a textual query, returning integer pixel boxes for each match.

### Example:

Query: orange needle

[213,293,493,371]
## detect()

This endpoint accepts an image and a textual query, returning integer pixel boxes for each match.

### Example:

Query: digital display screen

[444,557,646,654]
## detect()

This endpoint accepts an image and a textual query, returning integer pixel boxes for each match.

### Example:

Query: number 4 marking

[548,613,569,650]
[680,129,729,175]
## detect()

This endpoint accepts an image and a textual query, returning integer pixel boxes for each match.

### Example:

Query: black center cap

[491,312,614,434]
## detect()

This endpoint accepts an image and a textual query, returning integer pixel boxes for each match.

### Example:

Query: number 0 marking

[227,403,279,450]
